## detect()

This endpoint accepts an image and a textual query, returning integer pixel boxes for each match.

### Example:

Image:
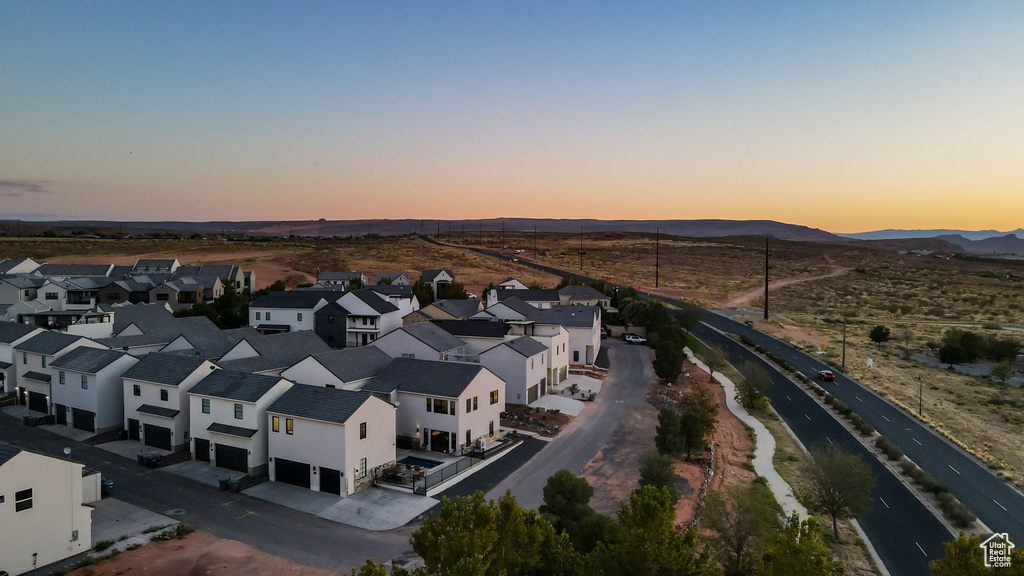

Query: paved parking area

[164,459,243,488]
[529,394,585,416]
[90,497,178,545]
[96,439,171,461]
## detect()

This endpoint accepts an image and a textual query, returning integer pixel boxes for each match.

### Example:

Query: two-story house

[505,322,570,385]
[216,331,331,376]
[421,269,454,299]
[479,336,549,405]
[122,353,217,452]
[0,323,43,397]
[363,358,504,454]
[525,306,602,366]
[558,284,611,307]
[248,292,330,335]
[0,273,45,305]
[486,288,561,310]
[337,289,402,347]
[50,348,138,433]
[280,346,392,390]
[431,320,510,357]
[188,370,293,475]
[415,299,484,321]
[371,322,466,361]
[317,270,366,289]
[373,272,410,285]
[266,386,396,496]
[13,332,107,415]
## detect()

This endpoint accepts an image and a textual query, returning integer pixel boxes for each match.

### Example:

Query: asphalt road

[0,412,412,572]
[699,312,1024,542]
[485,340,652,510]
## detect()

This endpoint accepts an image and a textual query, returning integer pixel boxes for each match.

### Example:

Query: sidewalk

[685,348,808,519]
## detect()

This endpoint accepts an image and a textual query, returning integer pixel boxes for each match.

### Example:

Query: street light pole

[918,374,923,416]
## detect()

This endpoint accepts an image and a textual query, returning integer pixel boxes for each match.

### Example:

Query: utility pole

[534,225,537,259]
[763,237,770,320]
[501,220,505,250]
[479,222,482,245]
[655,227,660,288]
[842,314,847,371]
[918,374,923,416]
[579,225,584,271]
[436,220,440,236]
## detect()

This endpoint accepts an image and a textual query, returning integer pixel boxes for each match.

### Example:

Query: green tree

[655,407,684,456]
[377,276,394,285]
[556,275,583,289]
[737,362,771,410]
[869,325,891,346]
[806,445,875,540]
[703,481,782,576]
[938,343,966,366]
[992,361,1014,385]
[638,452,679,504]
[411,492,496,576]
[929,532,989,576]
[679,409,705,460]
[539,471,607,553]
[346,277,365,291]
[986,335,1021,362]
[621,299,652,330]
[587,486,717,576]
[680,382,719,447]
[646,301,671,334]
[677,304,705,334]
[654,337,685,383]
[702,346,728,382]
[412,278,435,307]
[446,281,469,300]
[757,513,843,576]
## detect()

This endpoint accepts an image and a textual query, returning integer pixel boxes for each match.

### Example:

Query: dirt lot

[68,531,337,576]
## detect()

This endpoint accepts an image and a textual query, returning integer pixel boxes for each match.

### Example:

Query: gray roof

[0,259,36,274]
[432,320,509,339]
[0,273,46,288]
[267,386,375,425]
[137,404,180,418]
[431,299,482,319]
[318,271,363,281]
[164,327,260,359]
[0,322,39,344]
[559,285,609,301]
[23,371,51,382]
[367,285,414,297]
[207,422,257,438]
[190,370,284,402]
[237,331,332,360]
[348,289,399,314]
[134,259,177,270]
[110,303,175,334]
[421,269,454,282]
[14,331,92,355]
[489,297,537,317]
[363,358,484,398]
[526,305,601,328]
[251,292,330,309]
[0,360,10,370]
[305,346,393,383]
[374,272,408,282]
[35,263,113,277]
[50,347,129,374]
[496,289,561,303]
[396,323,466,352]
[501,336,548,358]
[0,443,23,466]
[122,353,210,386]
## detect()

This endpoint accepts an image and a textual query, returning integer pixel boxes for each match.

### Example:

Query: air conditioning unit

[477,438,487,451]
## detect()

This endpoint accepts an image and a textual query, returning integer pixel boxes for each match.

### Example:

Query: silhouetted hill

[840,228,1024,241]
[935,234,1024,256]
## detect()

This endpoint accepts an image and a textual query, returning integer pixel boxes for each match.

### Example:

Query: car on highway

[744,320,754,327]
[817,369,836,382]
[624,334,647,345]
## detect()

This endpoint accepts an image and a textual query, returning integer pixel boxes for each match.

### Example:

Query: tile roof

[501,336,548,358]
[110,303,175,334]
[23,371,51,382]
[14,331,91,355]
[346,289,399,315]
[367,285,414,298]
[250,292,330,309]
[373,272,409,283]
[137,404,180,418]
[432,320,509,339]
[0,258,36,274]
[164,327,260,359]
[122,352,210,386]
[50,347,130,374]
[489,297,537,317]
[35,263,113,277]
[526,305,601,328]
[207,422,258,438]
[558,285,609,301]
[363,357,484,398]
[495,289,561,303]
[304,346,393,383]
[0,360,10,370]
[242,331,331,358]
[394,322,466,352]
[190,370,285,402]
[267,386,375,425]
[0,322,39,344]
[0,442,23,466]
[0,273,46,288]
[431,299,482,319]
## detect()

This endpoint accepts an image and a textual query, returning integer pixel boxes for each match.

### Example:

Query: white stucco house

[337,289,403,347]
[280,346,393,390]
[524,306,602,366]
[371,322,466,361]
[420,269,454,300]
[266,386,397,496]
[13,331,107,415]
[188,370,293,475]
[479,336,549,405]
[248,292,330,335]
[430,320,510,357]
[363,358,504,454]
[0,322,43,396]
[506,322,570,385]
[317,271,367,289]
[49,348,138,434]
[0,443,92,576]
[122,353,218,452]
[373,272,410,286]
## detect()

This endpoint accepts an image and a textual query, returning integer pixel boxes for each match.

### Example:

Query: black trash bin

[228,479,240,493]
[146,455,159,468]
[219,478,229,491]
[117,429,127,441]
[137,453,145,466]
[101,479,114,497]
[44,414,55,425]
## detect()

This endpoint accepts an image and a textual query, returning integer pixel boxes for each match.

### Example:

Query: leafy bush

[93,540,115,552]
[875,437,904,460]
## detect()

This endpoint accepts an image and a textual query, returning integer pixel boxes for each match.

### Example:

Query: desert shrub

[941,499,977,527]
[93,540,114,552]
[856,421,875,435]
[823,394,834,404]
[897,459,917,474]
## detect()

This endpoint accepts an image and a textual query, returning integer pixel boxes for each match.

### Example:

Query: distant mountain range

[0,218,840,242]
[840,228,1024,241]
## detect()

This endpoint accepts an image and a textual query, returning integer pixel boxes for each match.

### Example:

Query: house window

[359,422,366,439]
[426,398,432,412]
[531,358,534,369]
[573,350,579,363]
[160,389,168,402]
[234,403,243,419]
[22,352,27,364]
[202,398,210,414]
[42,357,46,368]
[327,315,335,324]
[81,375,88,389]
[401,353,415,359]
[272,415,280,432]
[358,457,367,479]
[432,398,448,414]
[297,313,302,322]
[489,420,494,435]
[59,371,66,385]
[490,390,499,405]
[327,333,334,343]
[449,400,456,415]
[466,398,472,413]
[286,418,293,435]
[473,397,478,411]
[133,384,141,397]
[266,312,271,321]
[157,293,169,301]
[466,429,472,446]
[255,311,261,320]
[45,292,58,300]
[15,488,32,512]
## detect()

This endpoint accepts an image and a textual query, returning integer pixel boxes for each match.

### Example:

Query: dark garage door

[28,391,48,414]
[215,444,248,473]
[320,467,341,495]
[144,424,172,451]
[274,458,310,489]
[72,408,95,432]
[128,418,140,441]
[194,438,210,462]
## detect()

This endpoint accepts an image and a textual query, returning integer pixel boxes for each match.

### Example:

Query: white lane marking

[855,395,863,402]
[913,438,922,445]
[948,465,960,475]
[879,497,890,509]
[994,500,1008,511]
[881,415,890,422]
[826,437,833,444]
[916,542,927,557]
[786,395,792,401]
[805,414,811,421]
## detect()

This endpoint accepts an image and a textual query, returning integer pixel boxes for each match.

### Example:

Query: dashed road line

[913,438,922,446]
[916,542,927,556]
[804,414,811,421]
[879,497,890,509]
[826,437,833,444]
[881,415,890,422]
[994,500,1008,511]
[786,395,792,401]
[855,395,863,402]
[948,465,960,475]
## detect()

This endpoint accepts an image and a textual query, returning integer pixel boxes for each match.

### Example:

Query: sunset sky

[2,2,1023,233]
